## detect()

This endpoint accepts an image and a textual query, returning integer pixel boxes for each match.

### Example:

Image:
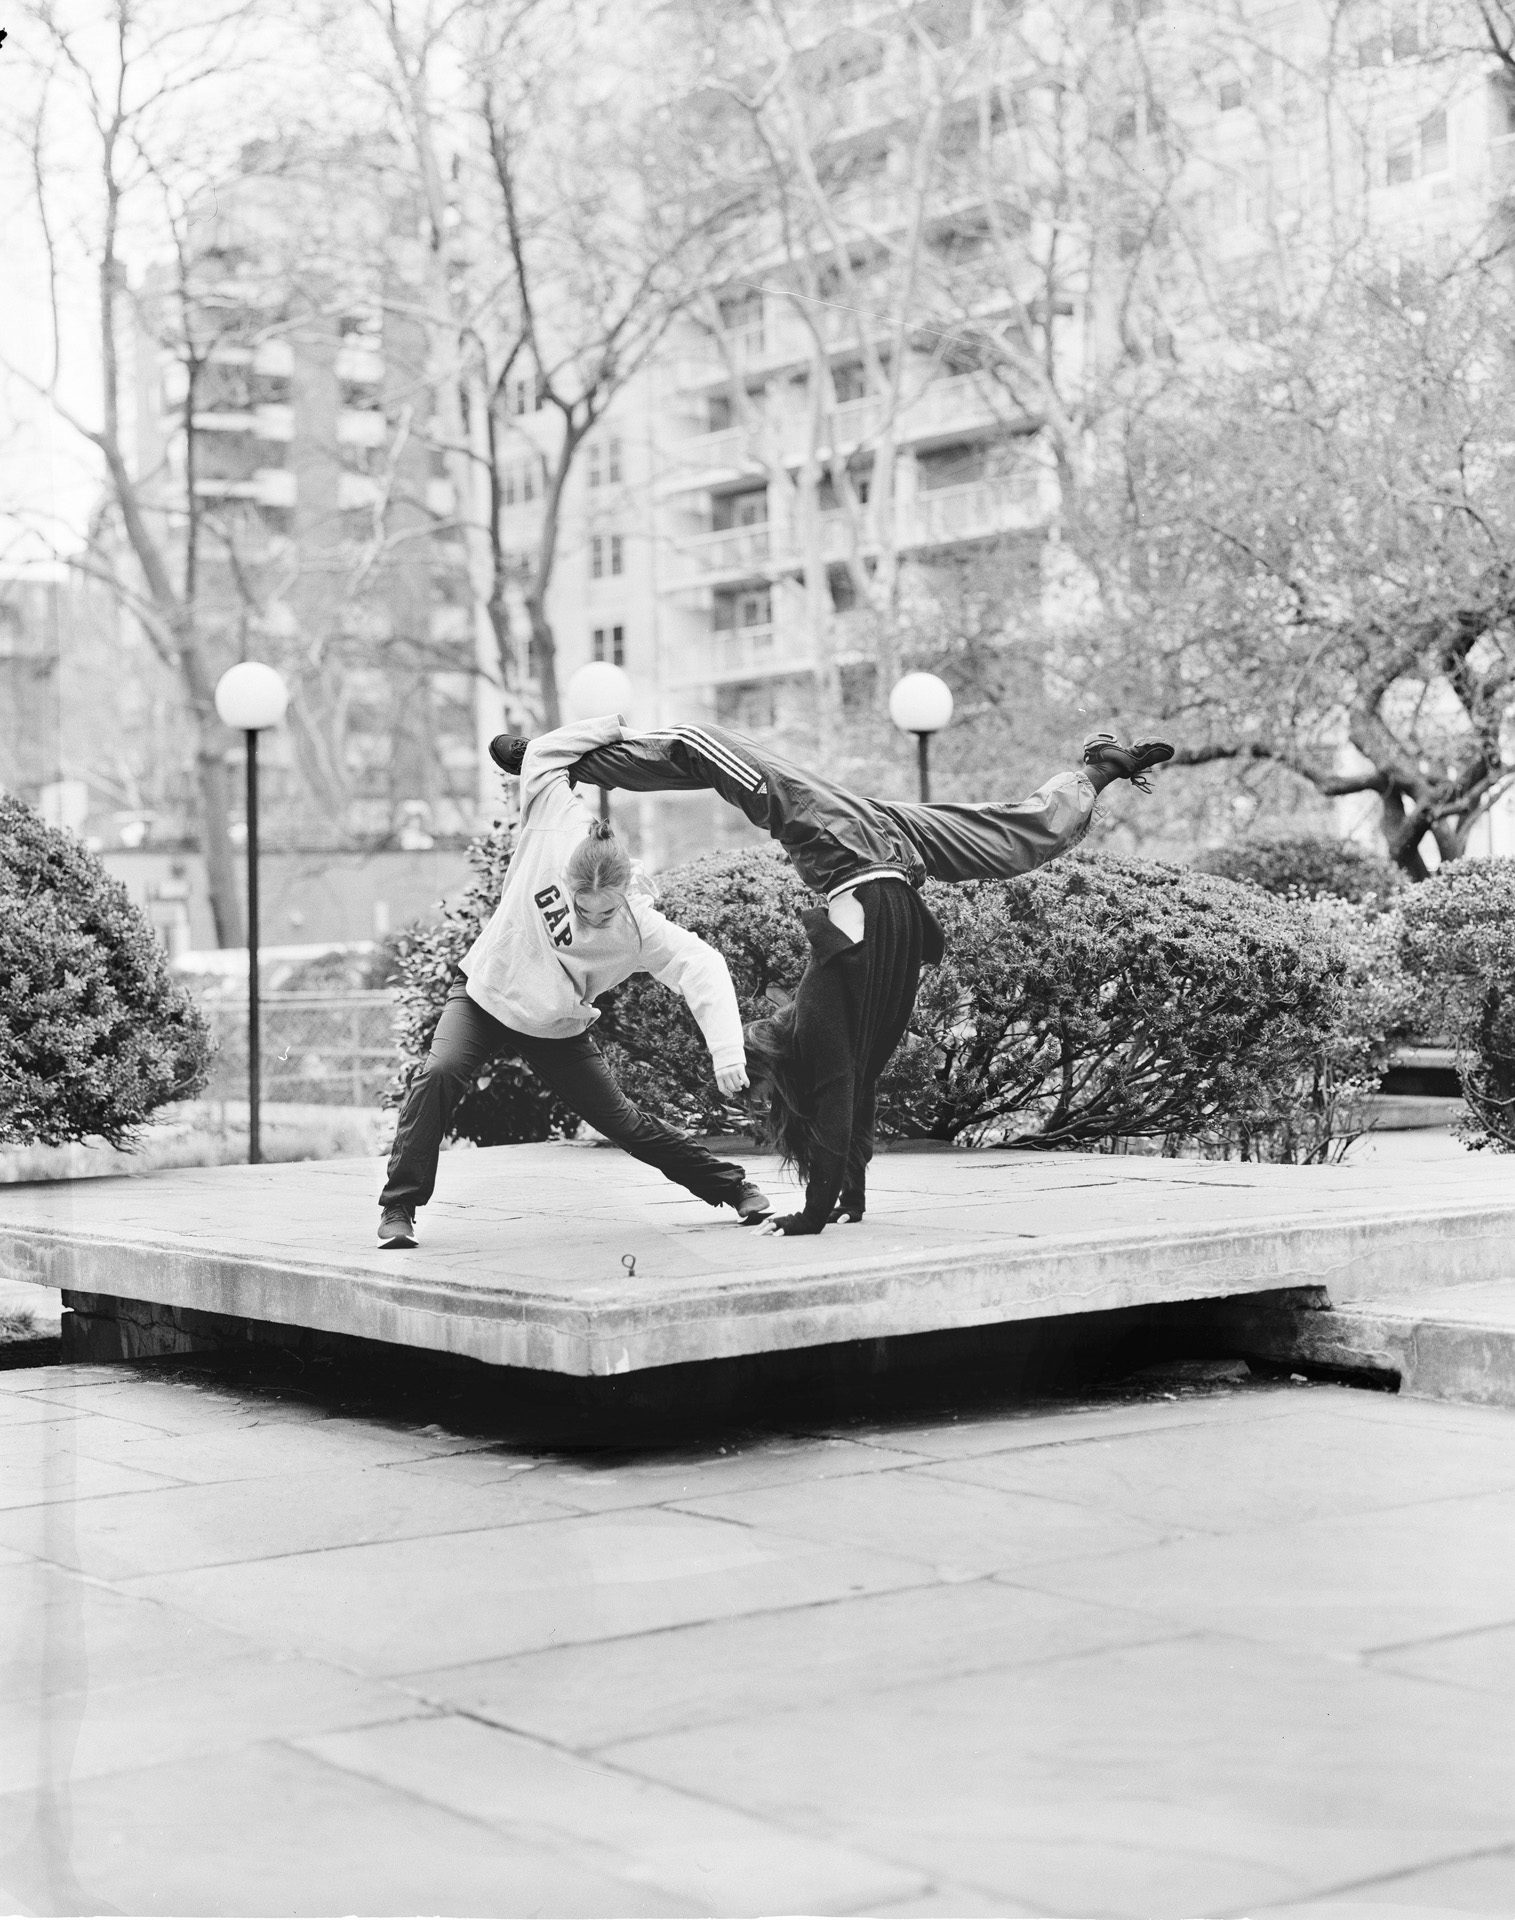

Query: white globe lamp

[564,660,634,822]
[564,660,633,722]
[889,671,954,802]
[213,659,290,1167]
[214,660,289,732]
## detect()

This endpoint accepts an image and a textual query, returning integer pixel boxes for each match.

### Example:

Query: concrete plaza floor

[1,1344,1513,1917]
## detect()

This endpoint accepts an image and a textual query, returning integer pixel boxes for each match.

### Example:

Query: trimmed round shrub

[1399,859,1515,1151]
[385,821,579,1145]
[600,849,1408,1163]
[0,797,211,1146]
[1193,834,1403,910]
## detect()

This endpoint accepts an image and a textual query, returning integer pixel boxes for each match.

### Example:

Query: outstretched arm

[638,912,750,1096]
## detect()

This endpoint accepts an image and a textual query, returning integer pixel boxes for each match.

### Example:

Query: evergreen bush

[1398,859,1515,1151]
[0,796,211,1146]
[1193,834,1403,909]
[600,849,1405,1163]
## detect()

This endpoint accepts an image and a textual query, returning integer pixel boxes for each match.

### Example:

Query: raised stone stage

[1,1139,1513,1377]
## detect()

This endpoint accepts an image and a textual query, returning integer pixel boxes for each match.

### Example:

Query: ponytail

[565,815,640,943]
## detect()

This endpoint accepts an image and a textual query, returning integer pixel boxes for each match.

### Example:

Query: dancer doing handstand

[376,717,773,1248]
[489,719,1172,1237]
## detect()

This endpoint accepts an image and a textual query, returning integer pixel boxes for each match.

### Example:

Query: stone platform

[1,1140,1514,1377]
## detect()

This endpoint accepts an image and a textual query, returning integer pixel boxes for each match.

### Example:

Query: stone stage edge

[1,1139,1513,1377]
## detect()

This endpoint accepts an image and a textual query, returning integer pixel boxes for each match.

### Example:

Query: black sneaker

[1082,732,1175,794]
[378,1206,416,1249]
[735,1182,773,1224]
[488,735,530,776]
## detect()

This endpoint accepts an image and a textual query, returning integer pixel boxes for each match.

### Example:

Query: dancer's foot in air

[1081,732,1175,794]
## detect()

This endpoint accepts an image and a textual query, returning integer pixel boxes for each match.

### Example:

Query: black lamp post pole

[245,729,262,1166]
[916,731,931,805]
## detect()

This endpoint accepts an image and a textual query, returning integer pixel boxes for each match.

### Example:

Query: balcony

[674,521,775,582]
[897,371,1007,445]
[337,408,386,447]
[907,469,1046,545]
[191,410,256,435]
[254,339,294,378]
[338,473,382,511]
[659,425,763,495]
[335,343,383,385]
[193,467,296,508]
[671,625,816,687]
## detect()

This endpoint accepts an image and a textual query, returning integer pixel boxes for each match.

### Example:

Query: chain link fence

[197,991,401,1107]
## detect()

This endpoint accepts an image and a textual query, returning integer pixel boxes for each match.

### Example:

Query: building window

[592,624,626,666]
[1420,108,1449,173]
[591,536,604,580]
[608,436,622,482]
[610,534,623,575]
[522,461,536,503]
[1218,78,1244,112]
[503,469,516,507]
[587,443,601,488]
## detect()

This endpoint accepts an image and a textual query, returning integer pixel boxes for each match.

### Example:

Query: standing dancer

[489,720,1172,1236]
[377,717,772,1248]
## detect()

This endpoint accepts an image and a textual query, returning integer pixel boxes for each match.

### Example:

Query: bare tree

[4,0,279,944]
[345,0,749,731]
[1098,266,1515,876]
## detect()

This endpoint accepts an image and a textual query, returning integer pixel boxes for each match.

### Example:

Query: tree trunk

[194,721,244,949]
[1380,788,1432,880]
[527,592,562,728]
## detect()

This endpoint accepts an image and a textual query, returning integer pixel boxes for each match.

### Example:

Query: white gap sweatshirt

[460,715,746,1074]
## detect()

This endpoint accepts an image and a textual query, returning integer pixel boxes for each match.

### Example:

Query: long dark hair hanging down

[741,1004,820,1180]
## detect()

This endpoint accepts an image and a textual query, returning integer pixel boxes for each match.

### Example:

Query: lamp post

[564,660,634,823]
[214,661,290,1166]
[889,671,954,803]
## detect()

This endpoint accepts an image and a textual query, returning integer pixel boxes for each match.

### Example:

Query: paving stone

[0,1561,270,1702]
[389,1430,928,1509]
[790,1378,1311,1462]
[1366,1619,1515,1697]
[1019,1486,1515,1657]
[601,1634,1515,1918]
[0,1464,578,1579]
[128,1506,930,1673]
[0,1738,687,1917]
[300,1711,926,1914]
[2,1653,419,1794]
[397,1580,1180,1751]
[669,1461,1174,1579]
[0,1421,185,1510]
[920,1400,1515,1535]
[1257,1845,1515,1914]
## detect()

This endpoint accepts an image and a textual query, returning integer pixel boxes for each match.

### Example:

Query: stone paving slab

[2,1140,1515,1375]
[4,1356,1515,1916]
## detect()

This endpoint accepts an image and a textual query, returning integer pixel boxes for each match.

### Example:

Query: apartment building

[499,0,1515,867]
[127,147,491,858]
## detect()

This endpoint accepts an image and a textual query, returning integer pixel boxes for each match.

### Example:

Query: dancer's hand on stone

[716,1064,749,1096]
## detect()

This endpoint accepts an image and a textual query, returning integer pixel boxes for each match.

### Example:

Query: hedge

[1399,859,1515,1151]
[0,796,212,1146]
[1193,834,1403,910]
[391,833,1408,1164]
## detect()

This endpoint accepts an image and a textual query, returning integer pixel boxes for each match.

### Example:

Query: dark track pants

[381,976,748,1212]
